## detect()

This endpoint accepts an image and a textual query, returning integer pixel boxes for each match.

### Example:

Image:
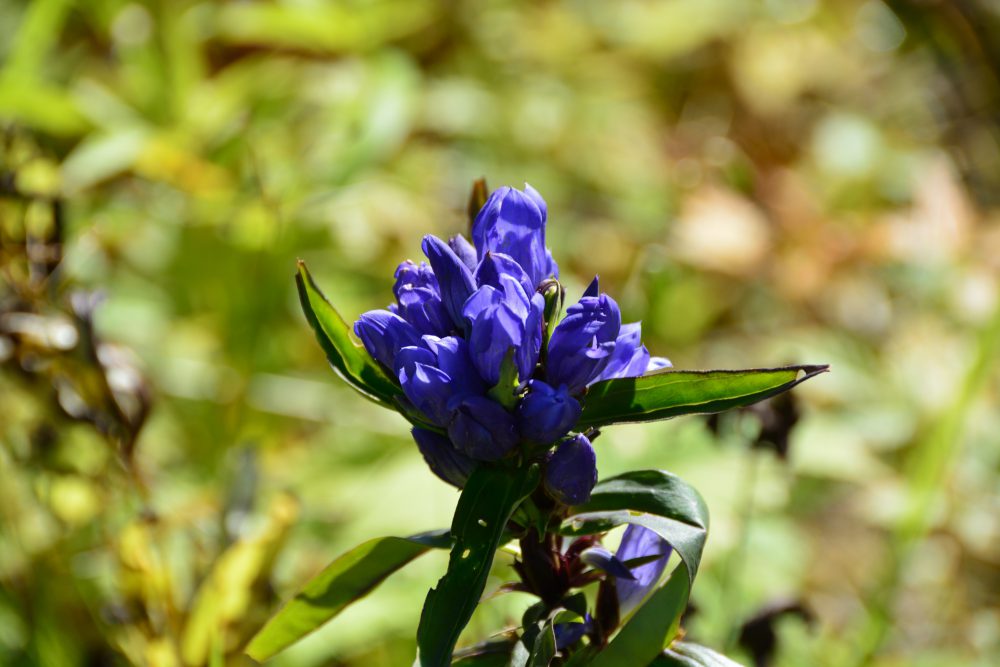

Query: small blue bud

[392,261,452,336]
[516,380,581,445]
[543,434,597,505]
[446,395,519,461]
[395,346,454,426]
[354,310,422,370]
[411,428,476,488]
[422,235,476,329]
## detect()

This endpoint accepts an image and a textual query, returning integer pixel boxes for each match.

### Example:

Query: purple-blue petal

[516,380,580,445]
[446,395,519,461]
[411,428,476,488]
[354,309,423,370]
[543,434,597,505]
[615,525,672,615]
[422,235,476,329]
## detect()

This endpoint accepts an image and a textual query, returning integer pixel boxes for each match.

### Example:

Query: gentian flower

[391,260,453,336]
[471,185,558,289]
[354,310,422,370]
[543,434,597,505]
[354,184,664,494]
[516,380,580,445]
[546,279,622,394]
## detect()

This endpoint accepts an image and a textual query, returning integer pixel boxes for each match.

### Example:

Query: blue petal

[448,234,478,270]
[446,395,519,461]
[615,525,672,616]
[579,546,636,580]
[596,322,651,382]
[422,235,476,329]
[471,185,556,290]
[543,434,597,505]
[546,292,622,393]
[411,428,476,488]
[395,346,453,425]
[516,380,581,445]
[353,309,423,370]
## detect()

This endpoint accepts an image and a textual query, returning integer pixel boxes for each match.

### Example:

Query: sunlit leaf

[246,530,450,662]
[417,464,540,667]
[295,260,402,407]
[559,470,709,581]
[577,365,828,429]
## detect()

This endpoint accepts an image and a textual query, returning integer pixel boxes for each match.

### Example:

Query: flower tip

[583,276,600,298]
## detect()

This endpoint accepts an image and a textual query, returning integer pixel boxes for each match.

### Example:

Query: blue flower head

[355,184,665,493]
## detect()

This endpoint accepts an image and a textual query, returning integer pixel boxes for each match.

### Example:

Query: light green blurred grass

[2,1,999,665]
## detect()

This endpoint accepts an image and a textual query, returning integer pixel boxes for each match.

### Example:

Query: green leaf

[651,642,747,667]
[295,260,402,408]
[559,470,709,581]
[590,563,690,667]
[528,621,557,667]
[417,465,541,667]
[577,365,828,429]
[246,530,450,662]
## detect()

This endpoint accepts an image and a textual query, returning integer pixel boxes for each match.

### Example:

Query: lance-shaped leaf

[651,641,747,666]
[245,530,450,662]
[295,260,402,407]
[589,563,690,667]
[577,365,828,429]
[559,470,709,583]
[417,464,540,666]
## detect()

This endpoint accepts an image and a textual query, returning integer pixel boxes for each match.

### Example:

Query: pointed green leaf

[559,470,709,582]
[295,260,402,407]
[577,365,828,429]
[417,465,540,667]
[528,621,557,667]
[651,642,747,666]
[246,530,450,662]
[589,563,690,667]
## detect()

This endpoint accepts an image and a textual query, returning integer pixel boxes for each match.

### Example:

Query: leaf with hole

[416,464,540,666]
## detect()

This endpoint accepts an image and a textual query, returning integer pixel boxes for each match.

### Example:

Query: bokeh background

[2,1,999,665]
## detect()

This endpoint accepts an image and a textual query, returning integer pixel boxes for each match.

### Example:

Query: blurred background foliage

[1,0,999,665]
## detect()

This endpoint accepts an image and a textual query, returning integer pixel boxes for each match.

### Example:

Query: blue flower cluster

[355,185,669,504]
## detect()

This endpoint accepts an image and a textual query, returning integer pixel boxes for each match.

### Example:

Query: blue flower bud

[411,427,476,488]
[392,260,453,336]
[446,395,519,461]
[448,234,478,270]
[614,525,672,616]
[395,345,454,425]
[475,251,534,297]
[472,185,558,290]
[543,434,597,505]
[546,291,622,393]
[596,322,651,382]
[422,235,476,329]
[354,310,423,370]
[517,380,581,445]
[463,275,542,385]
